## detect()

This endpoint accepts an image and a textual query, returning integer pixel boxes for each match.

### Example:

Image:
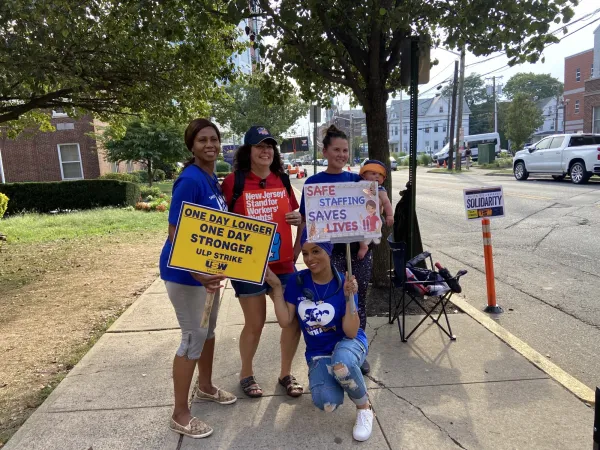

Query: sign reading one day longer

[304,181,381,243]
[168,202,277,284]
[463,186,505,220]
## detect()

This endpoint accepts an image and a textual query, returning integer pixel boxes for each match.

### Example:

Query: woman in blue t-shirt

[295,124,374,374]
[159,118,236,439]
[264,229,374,442]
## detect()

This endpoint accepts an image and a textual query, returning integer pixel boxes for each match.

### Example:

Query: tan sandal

[169,417,213,439]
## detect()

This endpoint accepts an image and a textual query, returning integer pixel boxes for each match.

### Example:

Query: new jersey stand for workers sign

[168,202,277,284]
[304,181,382,243]
[463,186,505,220]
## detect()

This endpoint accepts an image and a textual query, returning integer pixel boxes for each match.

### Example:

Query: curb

[484,172,513,177]
[451,295,596,406]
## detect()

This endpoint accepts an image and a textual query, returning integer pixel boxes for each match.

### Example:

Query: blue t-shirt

[299,171,362,216]
[284,269,368,362]
[159,165,227,286]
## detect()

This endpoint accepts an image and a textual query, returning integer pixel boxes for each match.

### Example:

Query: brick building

[0,112,142,183]
[563,49,594,133]
[583,24,600,134]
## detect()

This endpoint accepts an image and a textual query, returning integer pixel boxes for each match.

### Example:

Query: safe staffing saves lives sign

[168,202,277,284]
[304,181,382,243]
[463,186,505,220]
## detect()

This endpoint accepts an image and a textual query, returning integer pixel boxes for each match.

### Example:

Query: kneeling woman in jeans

[264,230,374,442]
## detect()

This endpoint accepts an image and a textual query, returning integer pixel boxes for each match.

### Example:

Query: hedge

[0,180,140,215]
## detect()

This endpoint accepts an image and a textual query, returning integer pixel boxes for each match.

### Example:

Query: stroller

[388,236,467,342]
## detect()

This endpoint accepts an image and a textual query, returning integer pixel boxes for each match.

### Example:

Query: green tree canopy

[503,72,564,100]
[102,120,188,186]
[442,73,489,108]
[211,75,308,141]
[236,0,575,285]
[505,93,544,152]
[0,0,240,137]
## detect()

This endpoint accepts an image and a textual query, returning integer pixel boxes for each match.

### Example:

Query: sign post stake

[200,292,216,328]
[345,243,357,312]
[482,218,503,313]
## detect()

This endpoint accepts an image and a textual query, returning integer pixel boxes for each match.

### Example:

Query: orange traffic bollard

[443,160,447,168]
[482,218,503,313]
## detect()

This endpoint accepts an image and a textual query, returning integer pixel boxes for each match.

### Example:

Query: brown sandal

[240,376,263,398]
[279,375,303,398]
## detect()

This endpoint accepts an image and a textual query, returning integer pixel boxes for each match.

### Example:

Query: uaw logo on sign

[257,127,270,135]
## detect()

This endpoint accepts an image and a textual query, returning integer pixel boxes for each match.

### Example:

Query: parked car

[513,133,600,184]
[284,161,308,178]
[320,159,328,166]
[360,156,397,171]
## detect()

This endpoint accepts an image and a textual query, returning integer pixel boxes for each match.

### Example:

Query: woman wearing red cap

[222,125,304,399]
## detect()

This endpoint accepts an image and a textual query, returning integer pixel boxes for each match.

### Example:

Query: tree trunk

[147,160,153,187]
[364,88,391,288]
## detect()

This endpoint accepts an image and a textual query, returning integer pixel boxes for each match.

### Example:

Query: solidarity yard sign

[463,186,505,220]
[304,181,382,243]
[168,202,277,284]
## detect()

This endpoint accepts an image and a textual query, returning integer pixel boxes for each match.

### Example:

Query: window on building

[593,106,600,134]
[434,124,438,133]
[112,162,120,173]
[424,126,430,133]
[592,63,594,78]
[403,125,407,134]
[443,124,447,133]
[56,123,75,130]
[576,68,580,82]
[575,100,580,114]
[425,141,430,149]
[127,161,134,173]
[434,141,439,150]
[550,123,554,130]
[58,144,83,180]
[439,106,443,113]
[403,143,408,151]
[52,108,68,118]
[395,126,398,135]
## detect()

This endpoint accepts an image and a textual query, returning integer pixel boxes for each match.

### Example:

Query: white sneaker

[353,407,374,441]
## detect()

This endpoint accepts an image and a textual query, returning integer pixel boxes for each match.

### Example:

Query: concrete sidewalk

[5,278,594,449]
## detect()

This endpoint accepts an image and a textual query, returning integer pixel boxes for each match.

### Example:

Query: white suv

[513,134,600,184]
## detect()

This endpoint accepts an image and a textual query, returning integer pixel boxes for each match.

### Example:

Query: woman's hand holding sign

[285,210,302,226]
[191,272,227,293]
[344,273,358,298]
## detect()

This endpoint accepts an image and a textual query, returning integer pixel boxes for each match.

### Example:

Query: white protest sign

[304,181,382,243]
[463,186,505,220]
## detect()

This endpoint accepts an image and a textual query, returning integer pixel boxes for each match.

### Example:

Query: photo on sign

[168,202,277,285]
[304,181,382,243]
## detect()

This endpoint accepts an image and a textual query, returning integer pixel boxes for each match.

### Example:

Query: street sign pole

[310,105,321,175]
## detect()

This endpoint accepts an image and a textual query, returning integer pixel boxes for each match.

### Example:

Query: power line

[465,9,600,69]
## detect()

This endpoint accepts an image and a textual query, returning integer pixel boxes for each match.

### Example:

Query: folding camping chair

[387,235,467,342]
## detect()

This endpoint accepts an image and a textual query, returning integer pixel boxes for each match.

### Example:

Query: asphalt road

[293,166,600,390]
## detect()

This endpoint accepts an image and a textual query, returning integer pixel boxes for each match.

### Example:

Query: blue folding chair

[387,235,467,342]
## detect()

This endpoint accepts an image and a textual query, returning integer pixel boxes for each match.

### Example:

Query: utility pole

[493,76,497,132]
[448,60,459,170]
[454,47,466,170]
[350,114,354,162]
[399,90,403,153]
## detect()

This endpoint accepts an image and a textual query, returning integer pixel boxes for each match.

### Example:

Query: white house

[387,96,470,154]
[533,96,564,138]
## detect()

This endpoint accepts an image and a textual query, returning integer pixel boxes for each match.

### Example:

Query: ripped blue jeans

[308,338,369,412]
